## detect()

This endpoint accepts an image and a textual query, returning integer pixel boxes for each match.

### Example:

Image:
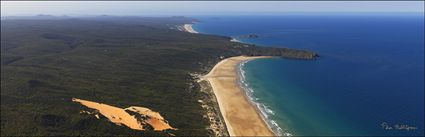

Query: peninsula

[182,22,317,136]
[1,16,317,136]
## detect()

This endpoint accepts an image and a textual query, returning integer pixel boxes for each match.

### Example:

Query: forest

[1,16,317,136]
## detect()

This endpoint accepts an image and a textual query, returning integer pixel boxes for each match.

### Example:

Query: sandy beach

[182,24,198,33]
[182,24,242,43]
[230,38,242,43]
[199,56,275,136]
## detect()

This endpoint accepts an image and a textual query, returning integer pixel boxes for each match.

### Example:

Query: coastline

[180,23,242,43]
[199,56,275,136]
[230,38,242,43]
[181,24,199,33]
[238,61,289,136]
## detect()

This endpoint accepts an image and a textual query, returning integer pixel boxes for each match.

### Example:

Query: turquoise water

[193,14,424,136]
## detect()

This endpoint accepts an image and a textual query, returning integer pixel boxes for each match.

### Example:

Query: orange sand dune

[72,98,176,131]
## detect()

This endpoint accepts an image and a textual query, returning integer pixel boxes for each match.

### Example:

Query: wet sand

[199,56,275,136]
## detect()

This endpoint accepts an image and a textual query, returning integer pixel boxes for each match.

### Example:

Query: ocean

[192,14,424,136]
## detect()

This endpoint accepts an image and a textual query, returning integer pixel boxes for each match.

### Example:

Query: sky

[1,1,424,16]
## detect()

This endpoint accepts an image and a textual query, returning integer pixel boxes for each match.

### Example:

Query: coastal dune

[182,24,198,33]
[199,56,275,136]
[72,98,176,131]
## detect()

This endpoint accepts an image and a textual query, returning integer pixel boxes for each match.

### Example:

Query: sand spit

[72,98,176,131]
[198,56,275,136]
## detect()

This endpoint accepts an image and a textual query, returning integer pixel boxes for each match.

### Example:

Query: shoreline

[199,56,275,136]
[182,24,199,33]
[238,61,290,136]
[181,23,242,43]
[230,38,242,43]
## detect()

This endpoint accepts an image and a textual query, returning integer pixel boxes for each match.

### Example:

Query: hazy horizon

[2,1,424,17]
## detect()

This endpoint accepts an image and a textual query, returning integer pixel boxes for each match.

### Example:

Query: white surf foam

[237,61,291,136]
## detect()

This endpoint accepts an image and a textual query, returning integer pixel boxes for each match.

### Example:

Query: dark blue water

[193,14,424,136]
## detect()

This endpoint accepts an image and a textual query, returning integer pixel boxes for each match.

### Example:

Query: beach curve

[182,24,198,33]
[199,56,275,136]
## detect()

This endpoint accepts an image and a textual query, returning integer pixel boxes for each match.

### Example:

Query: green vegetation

[1,16,317,136]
